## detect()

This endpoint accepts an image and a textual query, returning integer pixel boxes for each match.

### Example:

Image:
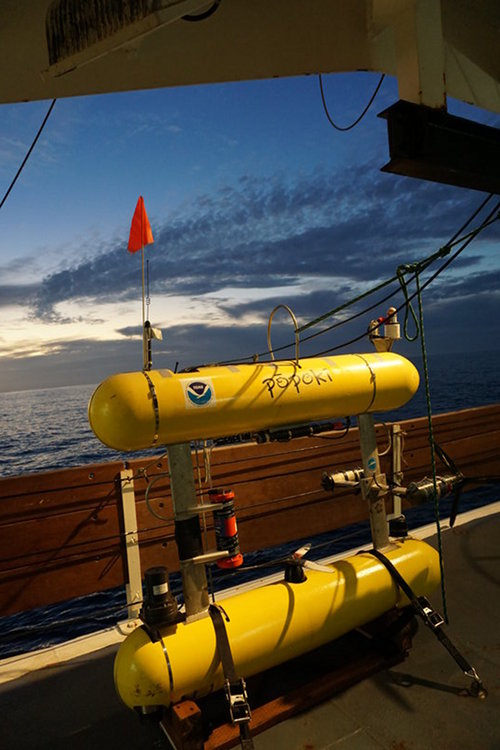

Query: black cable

[302,196,500,354]
[182,0,221,22]
[299,193,497,348]
[0,99,57,211]
[215,527,370,576]
[299,280,401,344]
[188,193,498,369]
[187,277,401,368]
[319,73,385,132]
[446,192,494,245]
[305,197,500,358]
[400,198,500,306]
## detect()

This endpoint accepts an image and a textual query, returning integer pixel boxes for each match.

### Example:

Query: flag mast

[127,195,155,370]
[141,240,147,370]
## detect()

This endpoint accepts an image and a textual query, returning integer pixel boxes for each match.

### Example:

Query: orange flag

[127,196,154,252]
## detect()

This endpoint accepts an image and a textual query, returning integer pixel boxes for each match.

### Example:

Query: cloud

[15,166,500,328]
[428,268,500,299]
[0,283,39,307]
[3,277,500,395]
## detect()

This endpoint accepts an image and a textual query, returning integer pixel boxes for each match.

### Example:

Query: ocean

[0,349,499,658]
[1,349,499,477]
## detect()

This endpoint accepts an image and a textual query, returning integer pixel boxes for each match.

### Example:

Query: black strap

[209,604,254,750]
[368,548,485,696]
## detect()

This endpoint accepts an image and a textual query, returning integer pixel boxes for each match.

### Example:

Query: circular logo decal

[367,457,377,471]
[186,381,213,406]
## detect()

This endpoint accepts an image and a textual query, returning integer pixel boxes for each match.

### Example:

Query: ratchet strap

[368,548,486,697]
[209,604,254,750]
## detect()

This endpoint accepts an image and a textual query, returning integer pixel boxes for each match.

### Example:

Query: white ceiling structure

[0,0,498,112]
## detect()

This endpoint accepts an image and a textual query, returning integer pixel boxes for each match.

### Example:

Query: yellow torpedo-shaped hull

[89,352,419,450]
[114,538,439,711]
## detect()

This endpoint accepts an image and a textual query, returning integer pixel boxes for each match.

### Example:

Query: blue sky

[1,72,499,391]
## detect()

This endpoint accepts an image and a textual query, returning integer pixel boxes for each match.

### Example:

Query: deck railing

[0,404,499,617]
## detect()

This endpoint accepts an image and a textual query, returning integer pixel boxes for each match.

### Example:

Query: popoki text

[263,367,333,399]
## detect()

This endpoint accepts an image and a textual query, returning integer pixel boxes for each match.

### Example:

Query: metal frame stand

[357,414,390,550]
[167,443,210,619]
[119,468,143,620]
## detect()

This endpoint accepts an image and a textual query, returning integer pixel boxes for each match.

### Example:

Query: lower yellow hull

[114,538,440,710]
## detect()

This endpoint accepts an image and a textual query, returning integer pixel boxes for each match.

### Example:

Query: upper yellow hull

[88,352,419,450]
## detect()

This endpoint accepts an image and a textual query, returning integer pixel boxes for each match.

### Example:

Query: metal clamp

[418,596,445,629]
[225,678,252,724]
[182,549,229,565]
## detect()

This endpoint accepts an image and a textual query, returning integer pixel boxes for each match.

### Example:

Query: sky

[0,72,499,392]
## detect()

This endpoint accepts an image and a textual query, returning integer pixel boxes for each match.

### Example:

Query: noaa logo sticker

[185,380,214,408]
[367,457,377,471]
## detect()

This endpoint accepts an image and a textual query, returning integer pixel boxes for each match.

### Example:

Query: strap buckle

[418,596,444,629]
[225,678,251,724]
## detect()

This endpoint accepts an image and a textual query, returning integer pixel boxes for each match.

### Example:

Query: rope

[396,266,420,341]
[414,271,449,623]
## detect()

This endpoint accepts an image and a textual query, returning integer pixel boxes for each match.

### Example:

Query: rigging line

[215,197,497,364]
[192,196,498,369]
[299,279,404,343]
[446,192,494,246]
[307,325,372,358]
[249,212,494,361]
[399,197,500,312]
[298,200,497,342]
[205,274,402,368]
[298,273,399,334]
[318,73,385,132]
[392,197,500,341]
[414,271,449,623]
[190,284,395,366]
[197,273,401,368]
[0,99,57,211]
[295,207,497,342]
[310,198,500,357]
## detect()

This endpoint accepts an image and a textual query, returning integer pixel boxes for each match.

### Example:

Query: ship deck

[1,504,499,750]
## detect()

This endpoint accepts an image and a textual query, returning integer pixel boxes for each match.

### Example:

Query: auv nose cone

[88,372,158,451]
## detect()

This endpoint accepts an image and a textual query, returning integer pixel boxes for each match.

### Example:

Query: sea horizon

[1,345,499,396]
[0,347,499,478]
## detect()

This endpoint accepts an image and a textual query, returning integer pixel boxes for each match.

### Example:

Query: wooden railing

[0,404,499,617]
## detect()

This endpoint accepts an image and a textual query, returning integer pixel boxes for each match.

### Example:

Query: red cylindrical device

[210,488,243,569]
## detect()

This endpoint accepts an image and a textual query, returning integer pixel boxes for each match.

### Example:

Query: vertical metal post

[120,468,143,620]
[391,424,403,517]
[167,443,209,619]
[357,414,390,550]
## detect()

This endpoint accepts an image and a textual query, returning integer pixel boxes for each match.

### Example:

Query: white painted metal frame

[119,468,143,620]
